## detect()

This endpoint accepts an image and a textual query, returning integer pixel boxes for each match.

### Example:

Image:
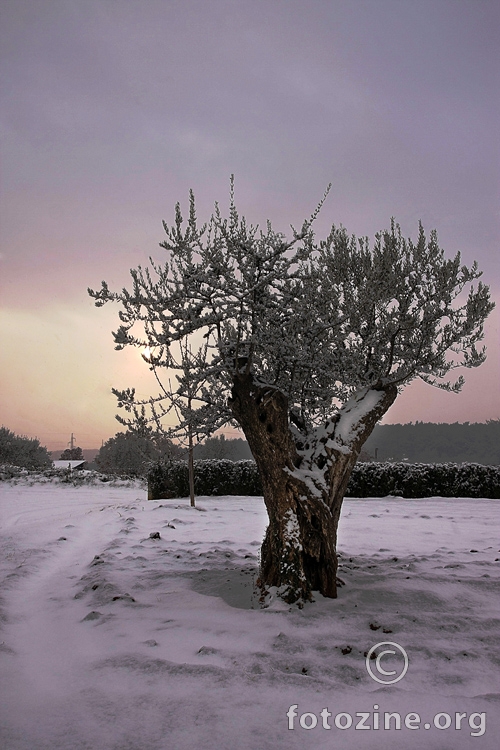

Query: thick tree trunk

[229,372,397,605]
[229,372,336,603]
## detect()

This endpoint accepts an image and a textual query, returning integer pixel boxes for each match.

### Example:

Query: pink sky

[1,0,499,451]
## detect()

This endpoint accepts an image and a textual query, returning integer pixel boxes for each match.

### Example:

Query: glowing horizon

[1,1,498,451]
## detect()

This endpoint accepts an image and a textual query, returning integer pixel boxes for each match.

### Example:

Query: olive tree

[89,182,494,605]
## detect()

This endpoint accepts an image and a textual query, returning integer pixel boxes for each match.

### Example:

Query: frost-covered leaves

[88,188,494,440]
[309,221,494,395]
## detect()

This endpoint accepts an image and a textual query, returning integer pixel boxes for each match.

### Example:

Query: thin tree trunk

[188,397,195,508]
[188,435,195,507]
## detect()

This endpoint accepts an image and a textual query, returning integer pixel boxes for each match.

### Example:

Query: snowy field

[0,482,499,750]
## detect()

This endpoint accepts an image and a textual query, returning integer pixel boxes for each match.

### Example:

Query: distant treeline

[193,435,253,461]
[188,422,500,466]
[364,421,499,465]
[45,421,497,474]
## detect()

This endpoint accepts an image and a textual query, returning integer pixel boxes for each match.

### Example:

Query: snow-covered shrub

[0,463,24,480]
[0,467,146,488]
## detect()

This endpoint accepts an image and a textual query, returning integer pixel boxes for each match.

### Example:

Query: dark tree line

[193,435,253,460]
[364,420,499,465]
[96,430,183,476]
[193,425,499,465]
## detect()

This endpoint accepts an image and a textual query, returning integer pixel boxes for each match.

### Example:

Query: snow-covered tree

[59,446,84,461]
[89,181,494,604]
[96,429,181,477]
[0,426,52,470]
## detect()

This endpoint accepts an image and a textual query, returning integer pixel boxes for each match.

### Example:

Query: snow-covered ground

[0,482,498,749]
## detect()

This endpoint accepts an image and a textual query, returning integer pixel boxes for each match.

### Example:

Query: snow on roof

[52,460,87,470]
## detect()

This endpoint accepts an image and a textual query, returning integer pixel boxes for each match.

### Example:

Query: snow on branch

[89,185,494,442]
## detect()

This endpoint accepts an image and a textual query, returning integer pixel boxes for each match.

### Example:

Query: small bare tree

[117,335,224,507]
[89,181,494,605]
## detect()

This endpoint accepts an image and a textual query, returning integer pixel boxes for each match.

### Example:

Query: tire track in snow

[0,505,125,701]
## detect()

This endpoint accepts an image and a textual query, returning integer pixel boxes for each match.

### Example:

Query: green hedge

[346,461,500,499]
[148,459,262,499]
[148,460,500,500]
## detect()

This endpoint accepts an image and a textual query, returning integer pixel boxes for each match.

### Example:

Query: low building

[52,460,87,471]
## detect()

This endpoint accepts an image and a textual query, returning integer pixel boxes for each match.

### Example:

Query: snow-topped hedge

[148,459,262,500]
[148,460,500,500]
[0,464,145,488]
[345,461,500,499]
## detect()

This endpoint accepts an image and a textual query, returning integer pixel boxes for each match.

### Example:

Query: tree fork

[229,373,339,603]
[229,376,398,604]
[326,383,399,527]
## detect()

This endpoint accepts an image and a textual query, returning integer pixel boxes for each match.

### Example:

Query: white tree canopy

[89,181,493,449]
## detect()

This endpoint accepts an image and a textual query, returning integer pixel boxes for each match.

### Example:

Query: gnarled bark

[229,373,397,604]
